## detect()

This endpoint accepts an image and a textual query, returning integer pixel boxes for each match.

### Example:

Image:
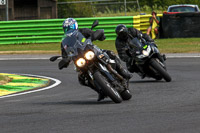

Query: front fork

[98,63,128,91]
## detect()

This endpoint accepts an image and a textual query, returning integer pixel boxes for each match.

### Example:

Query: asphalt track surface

[1,56,200,133]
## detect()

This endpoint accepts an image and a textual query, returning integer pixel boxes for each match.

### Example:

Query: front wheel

[120,90,132,100]
[150,59,172,82]
[93,71,122,103]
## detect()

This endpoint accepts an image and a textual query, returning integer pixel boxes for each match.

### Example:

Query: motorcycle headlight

[142,50,149,56]
[76,58,86,67]
[85,51,95,60]
[142,46,151,56]
[137,46,151,59]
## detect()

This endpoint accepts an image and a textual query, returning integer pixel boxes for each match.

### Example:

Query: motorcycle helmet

[62,18,78,33]
[115,24,128,40]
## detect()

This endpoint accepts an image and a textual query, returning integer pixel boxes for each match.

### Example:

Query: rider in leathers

[115,24,154,74]
[60,18,132,101]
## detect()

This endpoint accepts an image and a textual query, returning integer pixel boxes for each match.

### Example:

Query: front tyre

[120,90,132,100]
[93,71,122,103]
[150,59,172,82]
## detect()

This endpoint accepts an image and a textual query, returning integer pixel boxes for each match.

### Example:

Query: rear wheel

[150,59,172,82]
[93,71,122,103]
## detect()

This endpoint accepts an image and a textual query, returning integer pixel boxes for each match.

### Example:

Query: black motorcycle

[127,35,172,82]
[50,20,132,103]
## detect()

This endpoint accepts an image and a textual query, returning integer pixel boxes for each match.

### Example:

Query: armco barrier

[0,14,162,45]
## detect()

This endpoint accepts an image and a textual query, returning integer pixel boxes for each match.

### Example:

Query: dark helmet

[115,24,128,40]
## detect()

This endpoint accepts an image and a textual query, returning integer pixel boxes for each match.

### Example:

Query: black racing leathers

[115,27,153,73]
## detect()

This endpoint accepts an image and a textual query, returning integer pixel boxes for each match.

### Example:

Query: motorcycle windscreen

[62,32,90,57]
[129,38,144,50]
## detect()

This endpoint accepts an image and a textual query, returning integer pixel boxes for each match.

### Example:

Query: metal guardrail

[0,14,162,45]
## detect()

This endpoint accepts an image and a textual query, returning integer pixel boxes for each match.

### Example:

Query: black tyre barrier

[162,13,200,38]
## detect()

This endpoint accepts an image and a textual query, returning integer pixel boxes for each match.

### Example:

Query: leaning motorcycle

[50,20,132,103]
[127,35,172,82]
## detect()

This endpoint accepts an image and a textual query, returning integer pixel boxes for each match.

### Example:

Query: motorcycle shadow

[37,100,114,106]
[60,100,114,105]
[129,79,164,84]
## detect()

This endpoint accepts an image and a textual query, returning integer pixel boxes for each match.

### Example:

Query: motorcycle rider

[60,18,132,101]
[115,24,154,75]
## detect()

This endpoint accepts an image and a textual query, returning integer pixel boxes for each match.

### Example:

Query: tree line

[58,0,200,18]
[140,0,200,10]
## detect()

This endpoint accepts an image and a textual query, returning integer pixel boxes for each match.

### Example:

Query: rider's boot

[117,65,133,80]
[97,91,105,101]
[162,54,166,61]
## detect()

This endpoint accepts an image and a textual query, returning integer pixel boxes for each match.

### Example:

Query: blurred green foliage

[58,0,93,18]
[57,0,200,18]
[139,0,200,11]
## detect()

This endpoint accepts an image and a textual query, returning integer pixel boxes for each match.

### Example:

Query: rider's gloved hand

[143,33,154,42]
[137,33,143,39]
[99,34,106,41]
[58,58,70,70]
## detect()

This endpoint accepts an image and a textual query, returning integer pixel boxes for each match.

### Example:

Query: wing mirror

[91,20,99,30]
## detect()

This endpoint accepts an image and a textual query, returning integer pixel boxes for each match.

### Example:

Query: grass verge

[0,75,10,85]
[0,38,200,54]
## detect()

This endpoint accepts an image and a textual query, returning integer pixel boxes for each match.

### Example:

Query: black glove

[79,28,93,39]
[99,34,106,41]
[137,33,143,39]
[91,30,105,41]
[143,33,154,42]
[58,58,70,70]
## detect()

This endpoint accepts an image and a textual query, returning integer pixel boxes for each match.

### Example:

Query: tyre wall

[162,13,200,38]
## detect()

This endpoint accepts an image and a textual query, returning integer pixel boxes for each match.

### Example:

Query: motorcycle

[50,20,132,103]
[127,34,172,82]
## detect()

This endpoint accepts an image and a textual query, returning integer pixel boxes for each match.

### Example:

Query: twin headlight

[76,51,95,67]
[85,51,95,60]
[76,58,86,67]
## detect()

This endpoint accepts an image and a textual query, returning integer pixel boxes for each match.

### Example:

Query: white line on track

[0,73,61,99]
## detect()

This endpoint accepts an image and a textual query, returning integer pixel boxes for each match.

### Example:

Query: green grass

[0,43,60,51]
[0,38,200,54]
[0,75,9,84]
[0,43,61,54]
[0,75,5,81]
[156,38,200,53]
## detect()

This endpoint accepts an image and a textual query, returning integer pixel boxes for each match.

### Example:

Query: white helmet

[62,18,78,33]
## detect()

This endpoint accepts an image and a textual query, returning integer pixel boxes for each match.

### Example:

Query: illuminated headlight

[137,46,151,58]
[142,50,149,56]
[85,51,95,60]
[76,58,86,67]
[142,46,151,56]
